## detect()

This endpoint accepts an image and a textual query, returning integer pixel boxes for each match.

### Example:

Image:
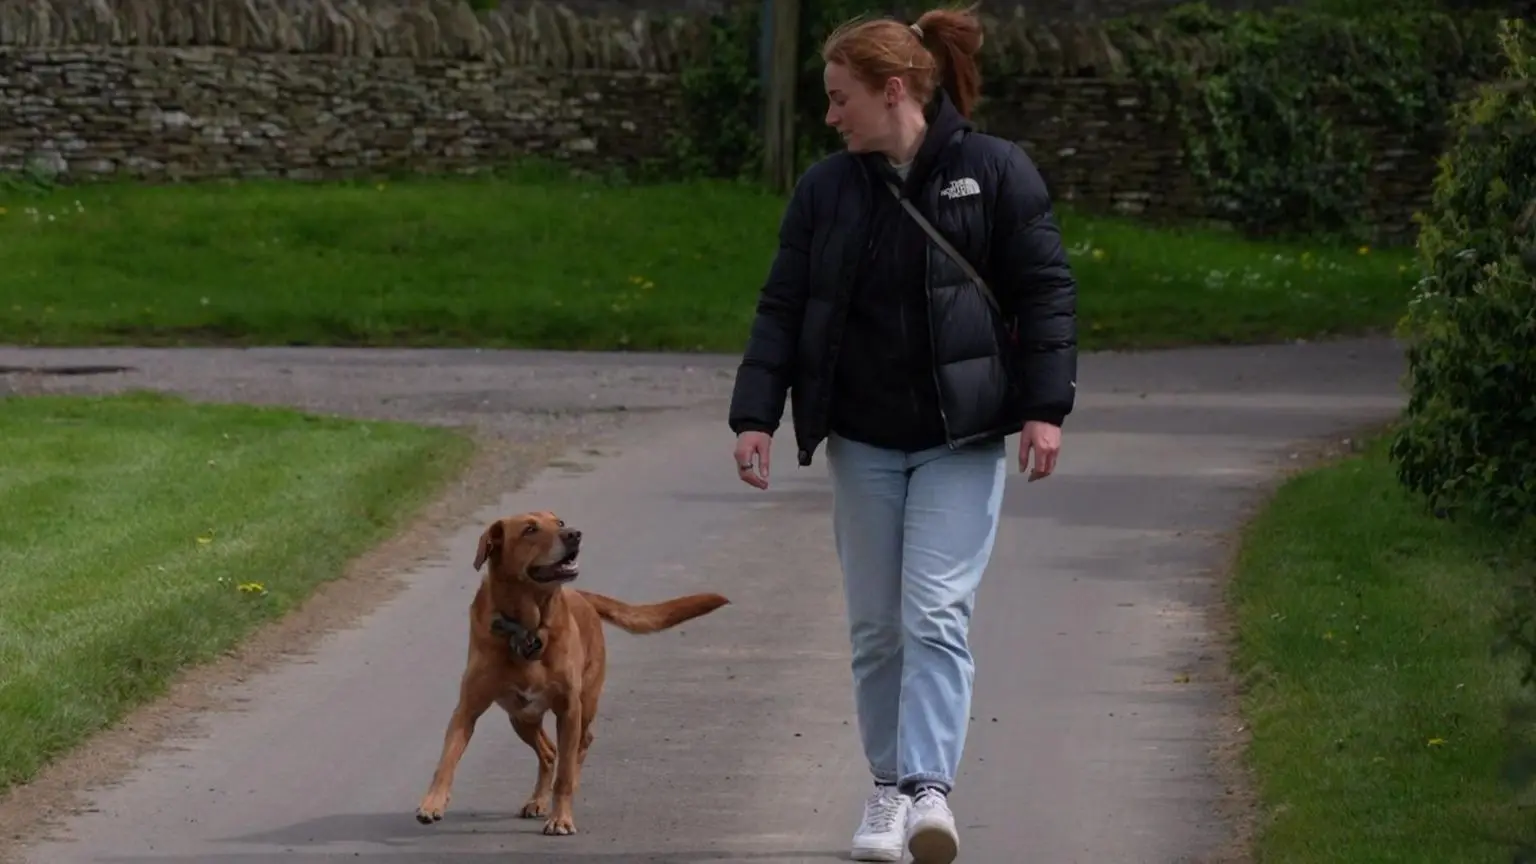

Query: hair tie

[910,23,923,38]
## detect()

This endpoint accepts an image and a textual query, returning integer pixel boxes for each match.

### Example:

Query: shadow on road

[108,809,856,862]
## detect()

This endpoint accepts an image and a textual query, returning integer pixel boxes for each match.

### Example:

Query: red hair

[821,4,985,118]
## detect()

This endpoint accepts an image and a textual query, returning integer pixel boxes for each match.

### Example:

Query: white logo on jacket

[939,177,981,200]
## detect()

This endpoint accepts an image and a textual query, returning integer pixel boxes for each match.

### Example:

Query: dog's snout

[561,528,582,546]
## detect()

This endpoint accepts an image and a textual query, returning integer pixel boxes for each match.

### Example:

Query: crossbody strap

[883,179,1001,317]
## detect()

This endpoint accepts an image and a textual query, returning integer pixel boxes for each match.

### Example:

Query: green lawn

[0,391,472,792]
[1230,434,1536,862]
[0,172,1417,351]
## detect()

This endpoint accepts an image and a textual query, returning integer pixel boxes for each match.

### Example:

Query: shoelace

[862,791,905,832]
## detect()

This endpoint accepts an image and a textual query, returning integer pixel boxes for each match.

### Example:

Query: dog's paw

[541,815,577,836]
[520,797,550,818]
[415,794,449,824]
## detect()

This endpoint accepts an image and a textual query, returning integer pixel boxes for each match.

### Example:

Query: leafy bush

[1389,17,1536,530]
[668,2,764,181]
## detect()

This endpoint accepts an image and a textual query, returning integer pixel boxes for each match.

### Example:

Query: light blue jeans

[825,431,1008,795]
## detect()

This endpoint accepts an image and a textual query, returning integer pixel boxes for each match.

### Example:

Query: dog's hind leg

[511,715,556,818]
[415,670,496,824]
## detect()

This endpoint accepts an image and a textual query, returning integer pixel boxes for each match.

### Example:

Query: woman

[727,5,1078,863]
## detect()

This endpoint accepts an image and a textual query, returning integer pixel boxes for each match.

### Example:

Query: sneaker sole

[849,845,903,862]
[907,824,959,864]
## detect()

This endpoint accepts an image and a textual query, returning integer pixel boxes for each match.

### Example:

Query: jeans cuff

[872,769,899,785]
[898,773,952,795]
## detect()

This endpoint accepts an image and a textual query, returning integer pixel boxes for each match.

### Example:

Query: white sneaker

[906,789,959,864]
[850,785,910,862]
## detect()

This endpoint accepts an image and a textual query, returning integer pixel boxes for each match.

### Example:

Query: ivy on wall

[1106,1,1505,242]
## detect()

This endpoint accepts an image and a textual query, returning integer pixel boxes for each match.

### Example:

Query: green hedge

[1390,17,1536,531]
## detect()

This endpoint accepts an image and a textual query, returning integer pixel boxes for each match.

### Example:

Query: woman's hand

[1020,421,1061,482]
[734,431,773,489]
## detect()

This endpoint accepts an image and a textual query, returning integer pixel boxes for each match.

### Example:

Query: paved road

[7,339,1406,863]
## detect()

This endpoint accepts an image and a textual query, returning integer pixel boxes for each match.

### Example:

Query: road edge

[1196,419,1401,864]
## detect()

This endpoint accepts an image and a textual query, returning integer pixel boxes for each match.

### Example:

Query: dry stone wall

[0,0,1445,239]
[0,0,706,179]
[0,47,684,179]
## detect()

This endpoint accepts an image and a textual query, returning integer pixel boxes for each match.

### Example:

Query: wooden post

[761,0,800,195]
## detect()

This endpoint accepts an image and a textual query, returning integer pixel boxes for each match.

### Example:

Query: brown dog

[414,510,729,836]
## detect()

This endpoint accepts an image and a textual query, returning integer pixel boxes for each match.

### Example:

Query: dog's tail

[578,590,729,635]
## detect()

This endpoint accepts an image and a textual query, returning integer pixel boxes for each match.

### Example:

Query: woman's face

[824,62,896,154]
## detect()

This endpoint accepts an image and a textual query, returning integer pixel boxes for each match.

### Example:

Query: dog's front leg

[511,716,556,818]
[542,697,584,836]
[416,670,495,824]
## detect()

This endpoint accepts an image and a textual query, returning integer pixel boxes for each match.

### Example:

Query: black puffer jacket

[728,89,1079,468]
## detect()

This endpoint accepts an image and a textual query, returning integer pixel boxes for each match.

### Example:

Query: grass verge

[1230,433,1536,862]
[0,391,473,793]
[0,171,1416,352]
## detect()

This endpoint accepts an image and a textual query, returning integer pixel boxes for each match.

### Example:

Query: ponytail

[912,4,984,117]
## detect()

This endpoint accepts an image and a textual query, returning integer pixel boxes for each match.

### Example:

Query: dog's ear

[473,520,505,571]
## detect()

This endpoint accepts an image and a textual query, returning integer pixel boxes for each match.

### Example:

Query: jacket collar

[862,87,973,197]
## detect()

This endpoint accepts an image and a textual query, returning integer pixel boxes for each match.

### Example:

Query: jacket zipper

[815,191,871,448]
[899,280,923,425]
[921,240,955,447]
[888,187,930,438]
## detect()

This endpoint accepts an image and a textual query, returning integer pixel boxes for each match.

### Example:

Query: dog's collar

[490,612,544,660]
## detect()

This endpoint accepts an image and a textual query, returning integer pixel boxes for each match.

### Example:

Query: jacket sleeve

[990,144,1079,427]
[727,172,815,436]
